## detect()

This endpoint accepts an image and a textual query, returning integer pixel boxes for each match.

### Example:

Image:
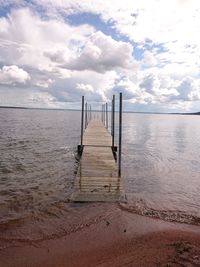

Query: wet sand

[0,203,200,267]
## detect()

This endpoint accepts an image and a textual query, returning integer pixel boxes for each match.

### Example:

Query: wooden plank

[71,119,123,202]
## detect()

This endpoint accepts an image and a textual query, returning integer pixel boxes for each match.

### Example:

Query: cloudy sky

[0,0,200,112]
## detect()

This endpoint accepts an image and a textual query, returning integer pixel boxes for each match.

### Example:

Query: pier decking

[71,119,122,202]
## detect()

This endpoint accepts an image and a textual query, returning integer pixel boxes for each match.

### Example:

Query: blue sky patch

[0,4,13,17]
[67,12,130,42]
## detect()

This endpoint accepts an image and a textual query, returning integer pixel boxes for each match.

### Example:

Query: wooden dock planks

[71,119,123,202]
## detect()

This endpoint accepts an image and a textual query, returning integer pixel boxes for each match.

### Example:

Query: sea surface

[0,108,200,227]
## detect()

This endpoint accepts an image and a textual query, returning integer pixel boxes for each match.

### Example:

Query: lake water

[0,108,200,226]
[122,113,200,224]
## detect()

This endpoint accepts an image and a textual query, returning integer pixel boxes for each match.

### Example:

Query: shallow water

[122,113,200,223]
[0,109,80,223]
[0,109,200,226]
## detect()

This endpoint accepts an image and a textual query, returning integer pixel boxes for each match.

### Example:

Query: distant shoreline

[0,106,78,111]
[0,105,200,115]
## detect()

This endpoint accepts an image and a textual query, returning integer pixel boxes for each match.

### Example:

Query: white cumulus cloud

[66,31,137,73]
[0,65,30,85]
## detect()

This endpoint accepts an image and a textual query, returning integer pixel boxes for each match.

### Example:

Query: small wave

[0,167,13,174]
[119,197,200,226]
[60,146,69,150]
[0,202,114,250]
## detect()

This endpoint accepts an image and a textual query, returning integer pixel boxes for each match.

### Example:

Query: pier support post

[103,104,105,126]
[88,104,90,123]
[111,99,113,136]
[112,95,115,150]
[85,102,87,129]
[118,93,122,177]
[78,96,84,155]
[81,96,84,147]
[104,104,106,127]
[101,104,103,123]
[106,102,108,128]
[87,104,88,126]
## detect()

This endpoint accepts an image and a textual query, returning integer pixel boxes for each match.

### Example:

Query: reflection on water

[122,113,200,220]
[174,122,186,153]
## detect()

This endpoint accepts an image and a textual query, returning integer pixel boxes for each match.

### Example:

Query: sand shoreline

[0,203,200,267]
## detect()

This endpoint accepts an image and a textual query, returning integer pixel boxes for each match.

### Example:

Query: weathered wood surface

[71,119,123,202]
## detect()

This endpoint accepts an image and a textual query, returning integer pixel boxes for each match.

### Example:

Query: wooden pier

[71,119,123,202]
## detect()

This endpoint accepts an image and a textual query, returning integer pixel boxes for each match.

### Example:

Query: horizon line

[0,105,200,115]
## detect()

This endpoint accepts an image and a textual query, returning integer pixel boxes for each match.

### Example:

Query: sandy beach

[0,203,200,267]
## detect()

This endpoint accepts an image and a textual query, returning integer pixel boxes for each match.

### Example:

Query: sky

[0,0,200,112]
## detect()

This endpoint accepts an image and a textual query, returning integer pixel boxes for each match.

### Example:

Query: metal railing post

[104,104,106,126]
[88,104,90,124]
[112,95,115,149]
[118,93,122,177]
[101,104,103,123]
[106,102,108,128]
[88,105,90,122]
[111,99,113,136]
[81,96,84,147]
[85,102,87,129]
[103,104,105,126]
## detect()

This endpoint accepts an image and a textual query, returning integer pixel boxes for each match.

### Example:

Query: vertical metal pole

[103,104,105,125]
[90,105,92,120]
[88,104,90,124]
[81,96,84,147]
[112,95,115,149]
[101,104,103,122]
[85,102,87,129]
[102,104,104,125]
[118,93,122,177]
[88,104,90,122]
[111,99,113,136]
[87,104,88,124]
[89,105,90,123]
[87,104,89,124]
[101,104,103,123]
[104,104,106,126]
[106,103,108,128]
